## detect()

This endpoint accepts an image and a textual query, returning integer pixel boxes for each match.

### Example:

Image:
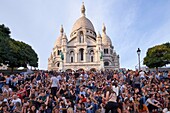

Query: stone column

[75,52,78,62]
[84,50,87,62]
[95,51,98,62]
[59,60,64,72]
[100,59,104,71]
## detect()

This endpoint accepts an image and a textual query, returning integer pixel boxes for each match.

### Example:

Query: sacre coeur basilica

[48,3,120,71]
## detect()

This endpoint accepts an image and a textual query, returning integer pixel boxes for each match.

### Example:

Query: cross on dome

[102,23,106,34]
[60,25,64,34]
[81,2,86,16]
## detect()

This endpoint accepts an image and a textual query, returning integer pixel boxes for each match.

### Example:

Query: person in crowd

[105,90,118,113]
[145,94,161,112]
[10,95,22,109]
[50,74,59,97]
[0,73,6,93]
[0,70,169,113]
[137,99,149,113]
[13,102,22,113]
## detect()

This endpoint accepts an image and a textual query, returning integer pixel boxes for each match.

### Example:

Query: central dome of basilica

[71,2,95,34]
[71,16,95,33]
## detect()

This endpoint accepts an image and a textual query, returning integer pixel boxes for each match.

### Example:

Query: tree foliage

[0,24,38,70]
[144,42,170,68]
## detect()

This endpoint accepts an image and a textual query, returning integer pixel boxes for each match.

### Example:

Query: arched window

[90,50,94,62]
[79,31,84,43]
[57,63,60,67]
[104,61,109,66]
[104,49,108,54]
[70,51,74,63]
[79,48,84,61]
[58,50,61,55]
[91,56,93,62]
[71,57,73,63]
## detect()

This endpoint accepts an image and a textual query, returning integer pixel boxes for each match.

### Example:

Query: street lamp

[137,48,141,71]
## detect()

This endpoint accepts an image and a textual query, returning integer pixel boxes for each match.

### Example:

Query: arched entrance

[104,61,109,66]
[90,68,96,72]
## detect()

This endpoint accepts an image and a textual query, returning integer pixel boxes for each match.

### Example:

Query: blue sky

[0,0,170,70]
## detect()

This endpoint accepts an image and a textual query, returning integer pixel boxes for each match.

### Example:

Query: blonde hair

[67,107,73,113]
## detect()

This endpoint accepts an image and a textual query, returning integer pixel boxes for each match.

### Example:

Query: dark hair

[16,102,21,107]
[41,104,46,109]
[112,82,118,87]
[81,94,84,98]
[105,86,112,93]
[124,98,129,104]
[117,102,123,112]
[2,104,8,111]
[149,94,154,98]
[30,94,35,99]
[138,99,144,110]
[24,97,29,103]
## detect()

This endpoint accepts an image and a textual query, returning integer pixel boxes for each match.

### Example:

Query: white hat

[163,108,168,113]
[3,98,8,102]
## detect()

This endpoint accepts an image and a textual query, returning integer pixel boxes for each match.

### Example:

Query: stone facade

[48,3,120,71]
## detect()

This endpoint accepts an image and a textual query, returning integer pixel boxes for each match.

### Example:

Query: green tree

[0,24,38,71]
[0,24,11,64]
[144,42,170,70]
[0,24,11,37]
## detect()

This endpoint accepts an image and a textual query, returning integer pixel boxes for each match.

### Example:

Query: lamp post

[137,48,141,71]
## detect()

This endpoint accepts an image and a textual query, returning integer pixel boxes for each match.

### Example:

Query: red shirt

[81,97,87,103]
[17,89,26,99]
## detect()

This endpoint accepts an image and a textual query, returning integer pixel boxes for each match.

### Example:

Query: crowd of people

[0,69,169,113]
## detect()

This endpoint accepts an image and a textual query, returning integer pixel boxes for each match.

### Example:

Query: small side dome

[102,23,112,46]
[102,34,112,46]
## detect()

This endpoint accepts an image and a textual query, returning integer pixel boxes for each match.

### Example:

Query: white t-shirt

[84,74,88,79]
[145,98,157,106]
[3,88,12,93]
[51,76,59,87]
[112,86,119,96]
[12,98,21,105]
[139,71,145,78]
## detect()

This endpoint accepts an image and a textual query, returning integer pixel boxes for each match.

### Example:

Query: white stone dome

[102,23,112,46]
[102,34,112,46]
[71,16,95,33]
